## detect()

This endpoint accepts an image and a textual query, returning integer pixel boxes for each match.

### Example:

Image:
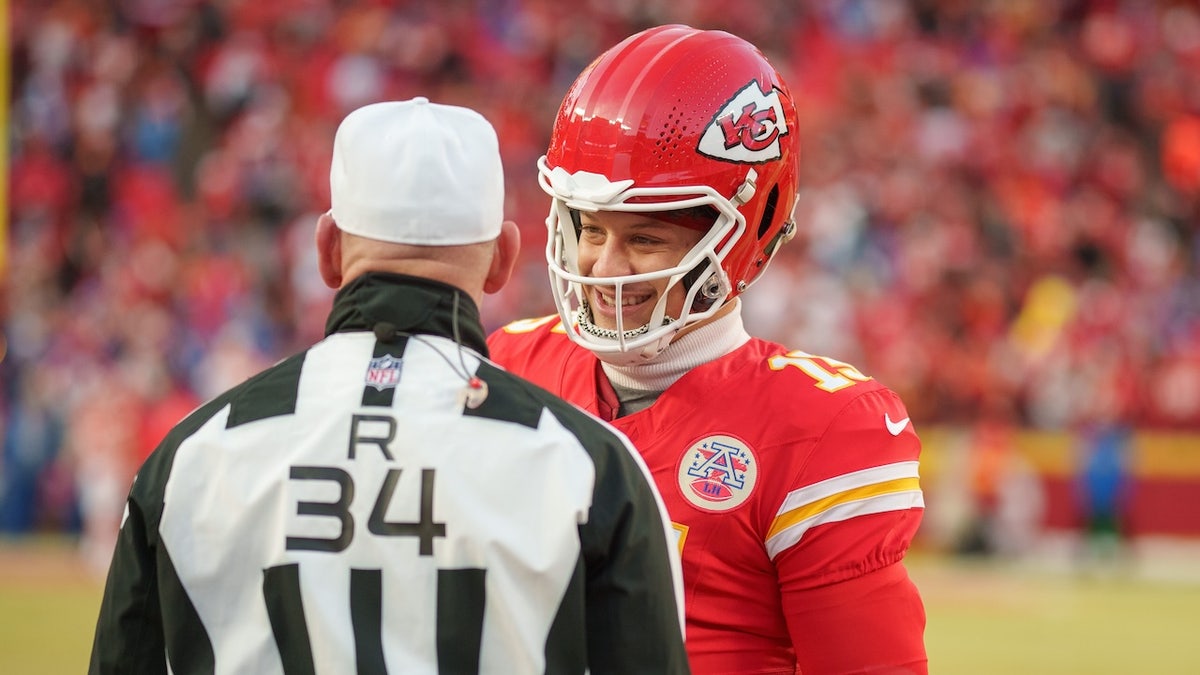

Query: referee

[89,98,689,675]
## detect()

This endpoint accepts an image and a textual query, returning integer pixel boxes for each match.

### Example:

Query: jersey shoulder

[739,336,907,446]
[731,339,895,417]
[486,315,586,390]
[468,358,618,446]
[732,342,925,573]
[487,315,571,355]
[726,338,921,492]
[133,350,309,530]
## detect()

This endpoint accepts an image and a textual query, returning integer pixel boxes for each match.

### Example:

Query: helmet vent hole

[757,186,779,240]
[655,102,689,161]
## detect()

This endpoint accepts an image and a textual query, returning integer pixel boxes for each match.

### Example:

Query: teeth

[598,292,647,307]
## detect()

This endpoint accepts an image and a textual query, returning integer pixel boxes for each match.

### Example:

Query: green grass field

[911,552,1200,673]
[3,539,1199,673]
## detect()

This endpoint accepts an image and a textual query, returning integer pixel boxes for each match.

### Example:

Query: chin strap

[574,300,683,365]
[575,300,674,341]
[576,302,652,338]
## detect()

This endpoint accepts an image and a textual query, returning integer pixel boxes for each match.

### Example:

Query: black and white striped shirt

[89,272,688,675]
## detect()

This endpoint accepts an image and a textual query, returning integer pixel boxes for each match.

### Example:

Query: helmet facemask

[540,160,753,364]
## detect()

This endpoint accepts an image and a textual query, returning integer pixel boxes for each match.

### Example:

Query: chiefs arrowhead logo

[698,80,790,164]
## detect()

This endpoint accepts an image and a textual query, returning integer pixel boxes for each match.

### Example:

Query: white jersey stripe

[763,461,923,559]
[776,461,920,513]
[765,491,925,559]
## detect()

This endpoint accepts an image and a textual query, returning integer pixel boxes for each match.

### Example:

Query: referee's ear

[316,210,344,289]
[483,220,520,295]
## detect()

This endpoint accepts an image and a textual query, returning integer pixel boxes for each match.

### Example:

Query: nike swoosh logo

[885,413,910,436]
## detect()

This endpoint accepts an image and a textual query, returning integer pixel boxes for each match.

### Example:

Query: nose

[583,239,633,279]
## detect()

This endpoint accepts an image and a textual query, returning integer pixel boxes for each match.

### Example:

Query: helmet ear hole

[682,261,723,312]
[690,272,724,312]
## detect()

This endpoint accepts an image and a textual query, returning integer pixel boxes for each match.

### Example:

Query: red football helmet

[540,24,801,363]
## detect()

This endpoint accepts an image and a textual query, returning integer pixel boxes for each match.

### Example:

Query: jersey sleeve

[89,489,168,675]
[767,384,927,672]
[784,562,927,674]
[90,393,229,675]
[543,402,689,675]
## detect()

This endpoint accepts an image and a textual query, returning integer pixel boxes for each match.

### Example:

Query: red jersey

[488,316,927,675]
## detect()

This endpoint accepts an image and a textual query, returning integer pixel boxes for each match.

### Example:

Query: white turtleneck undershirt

[602,299,751,416]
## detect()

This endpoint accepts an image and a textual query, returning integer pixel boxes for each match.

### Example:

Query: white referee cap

[330,97,504,246]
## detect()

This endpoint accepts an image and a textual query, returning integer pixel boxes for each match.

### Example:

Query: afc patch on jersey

[677,434,757,512]
[365,354,403,390]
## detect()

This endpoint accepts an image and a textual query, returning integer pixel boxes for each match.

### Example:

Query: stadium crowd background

[3,0,1200,563]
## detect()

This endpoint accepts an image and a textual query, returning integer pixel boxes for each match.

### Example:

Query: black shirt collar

[324,272,488,356]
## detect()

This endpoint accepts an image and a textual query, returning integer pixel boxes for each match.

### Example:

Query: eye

[578,225,605,241]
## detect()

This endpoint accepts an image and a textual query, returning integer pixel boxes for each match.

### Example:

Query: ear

[316,211,343,289]
[483,220,521,295]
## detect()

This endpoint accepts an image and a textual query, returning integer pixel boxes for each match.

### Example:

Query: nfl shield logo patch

[365,354,403,390]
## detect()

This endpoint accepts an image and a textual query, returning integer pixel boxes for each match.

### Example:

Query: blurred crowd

[3,0,1199,551]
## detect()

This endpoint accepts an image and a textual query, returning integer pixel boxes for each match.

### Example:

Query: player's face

[575,210,706,331]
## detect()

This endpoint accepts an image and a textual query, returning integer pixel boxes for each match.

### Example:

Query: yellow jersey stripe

[501,315,562,333]
[775,461,920,514]
[764,491,924,559]
[766,476,922,540]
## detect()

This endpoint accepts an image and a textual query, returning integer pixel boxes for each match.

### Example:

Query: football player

[489,24,928,674]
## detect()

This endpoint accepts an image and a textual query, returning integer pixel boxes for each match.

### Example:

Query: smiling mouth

[592,288,651,311]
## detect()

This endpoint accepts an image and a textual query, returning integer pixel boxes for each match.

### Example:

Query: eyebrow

[578,216,676,231]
